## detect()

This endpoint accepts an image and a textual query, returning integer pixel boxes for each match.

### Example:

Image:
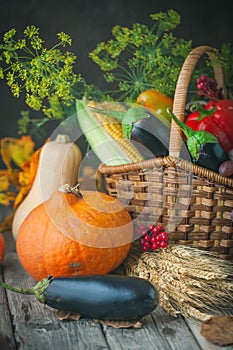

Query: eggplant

[131,113,190,160]
[131,113,169,159]
[45,274,158,320]
[195,143,230,173]
[0,274,159,321]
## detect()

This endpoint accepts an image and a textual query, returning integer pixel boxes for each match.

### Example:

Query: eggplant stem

[0,277,51,303]
[0,281,35,295]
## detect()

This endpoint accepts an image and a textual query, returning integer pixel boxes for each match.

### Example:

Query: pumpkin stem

[59,183,83,198]
[0,277,51,304]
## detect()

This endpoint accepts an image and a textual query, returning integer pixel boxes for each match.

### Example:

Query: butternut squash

[12,134,82,240]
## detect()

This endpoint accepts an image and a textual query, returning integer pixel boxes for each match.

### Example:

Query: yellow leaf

[0,171,10,191]
[18,171,31,187]
[0,212,14,232]
[13,186,30,209]
[0,135,46,210]
[13,142,43,209]
[0,135,35,170]
[20,145,42,185]
[0,192,16,206]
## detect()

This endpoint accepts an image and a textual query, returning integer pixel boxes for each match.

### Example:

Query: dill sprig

[0,14,232,138]
[89,9,194,101]
[0,26,84,120]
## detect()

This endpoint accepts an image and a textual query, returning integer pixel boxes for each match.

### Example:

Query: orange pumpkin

[16,184,133,281]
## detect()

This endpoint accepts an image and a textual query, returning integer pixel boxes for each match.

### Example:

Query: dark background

[0,0,232,140]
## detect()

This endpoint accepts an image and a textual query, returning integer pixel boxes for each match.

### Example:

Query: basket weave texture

[99,46,233,260]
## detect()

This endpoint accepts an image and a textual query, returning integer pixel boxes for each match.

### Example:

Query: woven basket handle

[169,45,226,158]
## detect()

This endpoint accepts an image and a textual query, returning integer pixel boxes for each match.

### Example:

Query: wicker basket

[99,46,233,260]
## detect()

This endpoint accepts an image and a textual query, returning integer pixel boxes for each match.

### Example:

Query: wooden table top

[0,231,232,350]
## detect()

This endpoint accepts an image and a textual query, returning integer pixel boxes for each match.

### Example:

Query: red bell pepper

[186,100,233,153]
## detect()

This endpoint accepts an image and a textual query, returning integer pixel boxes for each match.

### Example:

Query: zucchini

[0,274,159,321]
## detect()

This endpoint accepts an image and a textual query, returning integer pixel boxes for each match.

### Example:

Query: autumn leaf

[0,171,17,206]
[14,143,43,209]
[0,135,35,171]
[0,192,16,206]
[0,135,42,208]
[0,212,14,232]
[0,135,34,208]
[20,146,42,184]
[0,172,10,192]
[13,186,30,210]
[0,129,47,234]
[0,135,46,230]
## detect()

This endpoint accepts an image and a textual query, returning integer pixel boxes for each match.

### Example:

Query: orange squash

[16,184,133,281]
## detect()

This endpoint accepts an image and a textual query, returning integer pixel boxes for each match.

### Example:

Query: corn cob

[76,99,144,166]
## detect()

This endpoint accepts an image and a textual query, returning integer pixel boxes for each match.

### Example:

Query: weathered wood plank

[0,268,16,350]
[102,308,201,350]
[3,248,110,350]
[102,314,172,350]
[151,308,201,350]
[0,232,17,350]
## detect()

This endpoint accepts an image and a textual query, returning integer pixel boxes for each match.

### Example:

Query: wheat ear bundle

[124,244,233,322]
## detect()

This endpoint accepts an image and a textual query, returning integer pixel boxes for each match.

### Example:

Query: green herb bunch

[0,25,85,129]
[89,10,194,101]
[0,12,232,138]
[217,43,233,98]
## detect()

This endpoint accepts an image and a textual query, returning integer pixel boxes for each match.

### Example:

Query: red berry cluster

[196,75,223,100]
[139,224,168,251]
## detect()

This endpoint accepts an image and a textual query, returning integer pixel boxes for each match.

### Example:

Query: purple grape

[228,149,233,160]
[219,160,233,177]
[196,75,223,100]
